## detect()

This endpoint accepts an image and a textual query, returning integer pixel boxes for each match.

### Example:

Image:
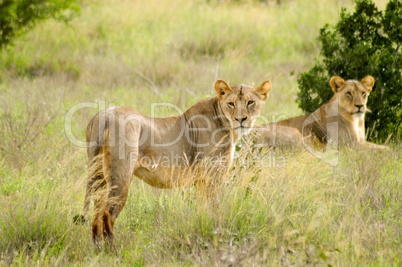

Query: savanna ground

[0,0,401,266]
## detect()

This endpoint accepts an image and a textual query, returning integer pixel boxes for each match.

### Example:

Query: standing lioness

[83,79,271,249]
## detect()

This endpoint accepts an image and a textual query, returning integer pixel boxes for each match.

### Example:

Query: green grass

[0,0,400,266]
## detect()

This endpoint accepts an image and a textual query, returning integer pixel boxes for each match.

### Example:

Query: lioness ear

[254,80,271,101]
[214,80,233,100]
[330,76,346,93]
[361,75,375,92]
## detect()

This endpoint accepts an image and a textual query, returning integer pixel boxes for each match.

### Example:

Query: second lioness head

[330,75,375,118]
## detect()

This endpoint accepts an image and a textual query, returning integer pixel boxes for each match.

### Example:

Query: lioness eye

[248,100,255,106]
[362,92,367,97]
[228,102,235,108]
[346,92,352,98]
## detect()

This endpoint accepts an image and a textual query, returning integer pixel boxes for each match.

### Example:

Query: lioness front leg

[363,141,389,150]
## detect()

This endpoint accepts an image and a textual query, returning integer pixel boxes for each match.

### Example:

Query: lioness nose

[355,104,363,109]
[235,117,247,123]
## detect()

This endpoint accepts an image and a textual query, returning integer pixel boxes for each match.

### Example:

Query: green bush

[0,0,80,48]
[297,0,402,141]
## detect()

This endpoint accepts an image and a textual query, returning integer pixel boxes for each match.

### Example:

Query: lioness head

[214,79,271,136]
[330,75,374,118]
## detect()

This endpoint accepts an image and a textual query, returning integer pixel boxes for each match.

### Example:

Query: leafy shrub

[0,0,80,48]
[297,0,402,141]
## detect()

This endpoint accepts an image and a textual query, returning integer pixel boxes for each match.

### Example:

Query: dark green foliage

[0,0,80,48]
[297,0,402,141]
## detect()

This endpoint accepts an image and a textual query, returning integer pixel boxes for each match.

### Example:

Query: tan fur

[276,75,388,149]
[83,79,271,249]
[248,124,302,149]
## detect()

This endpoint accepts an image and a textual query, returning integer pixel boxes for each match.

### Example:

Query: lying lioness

[276,75,388,149]
[83,79,271,249]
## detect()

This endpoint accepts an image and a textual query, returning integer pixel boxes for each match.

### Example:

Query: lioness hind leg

[104,162,133,250]
[101,210,114,252]
[90,194,116,252]
[87,113,140,251]
[90,180,125,252]
[84,153,108,249]
[86,144,116,250]
[91,209,105,250]
[98,142,137,251]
